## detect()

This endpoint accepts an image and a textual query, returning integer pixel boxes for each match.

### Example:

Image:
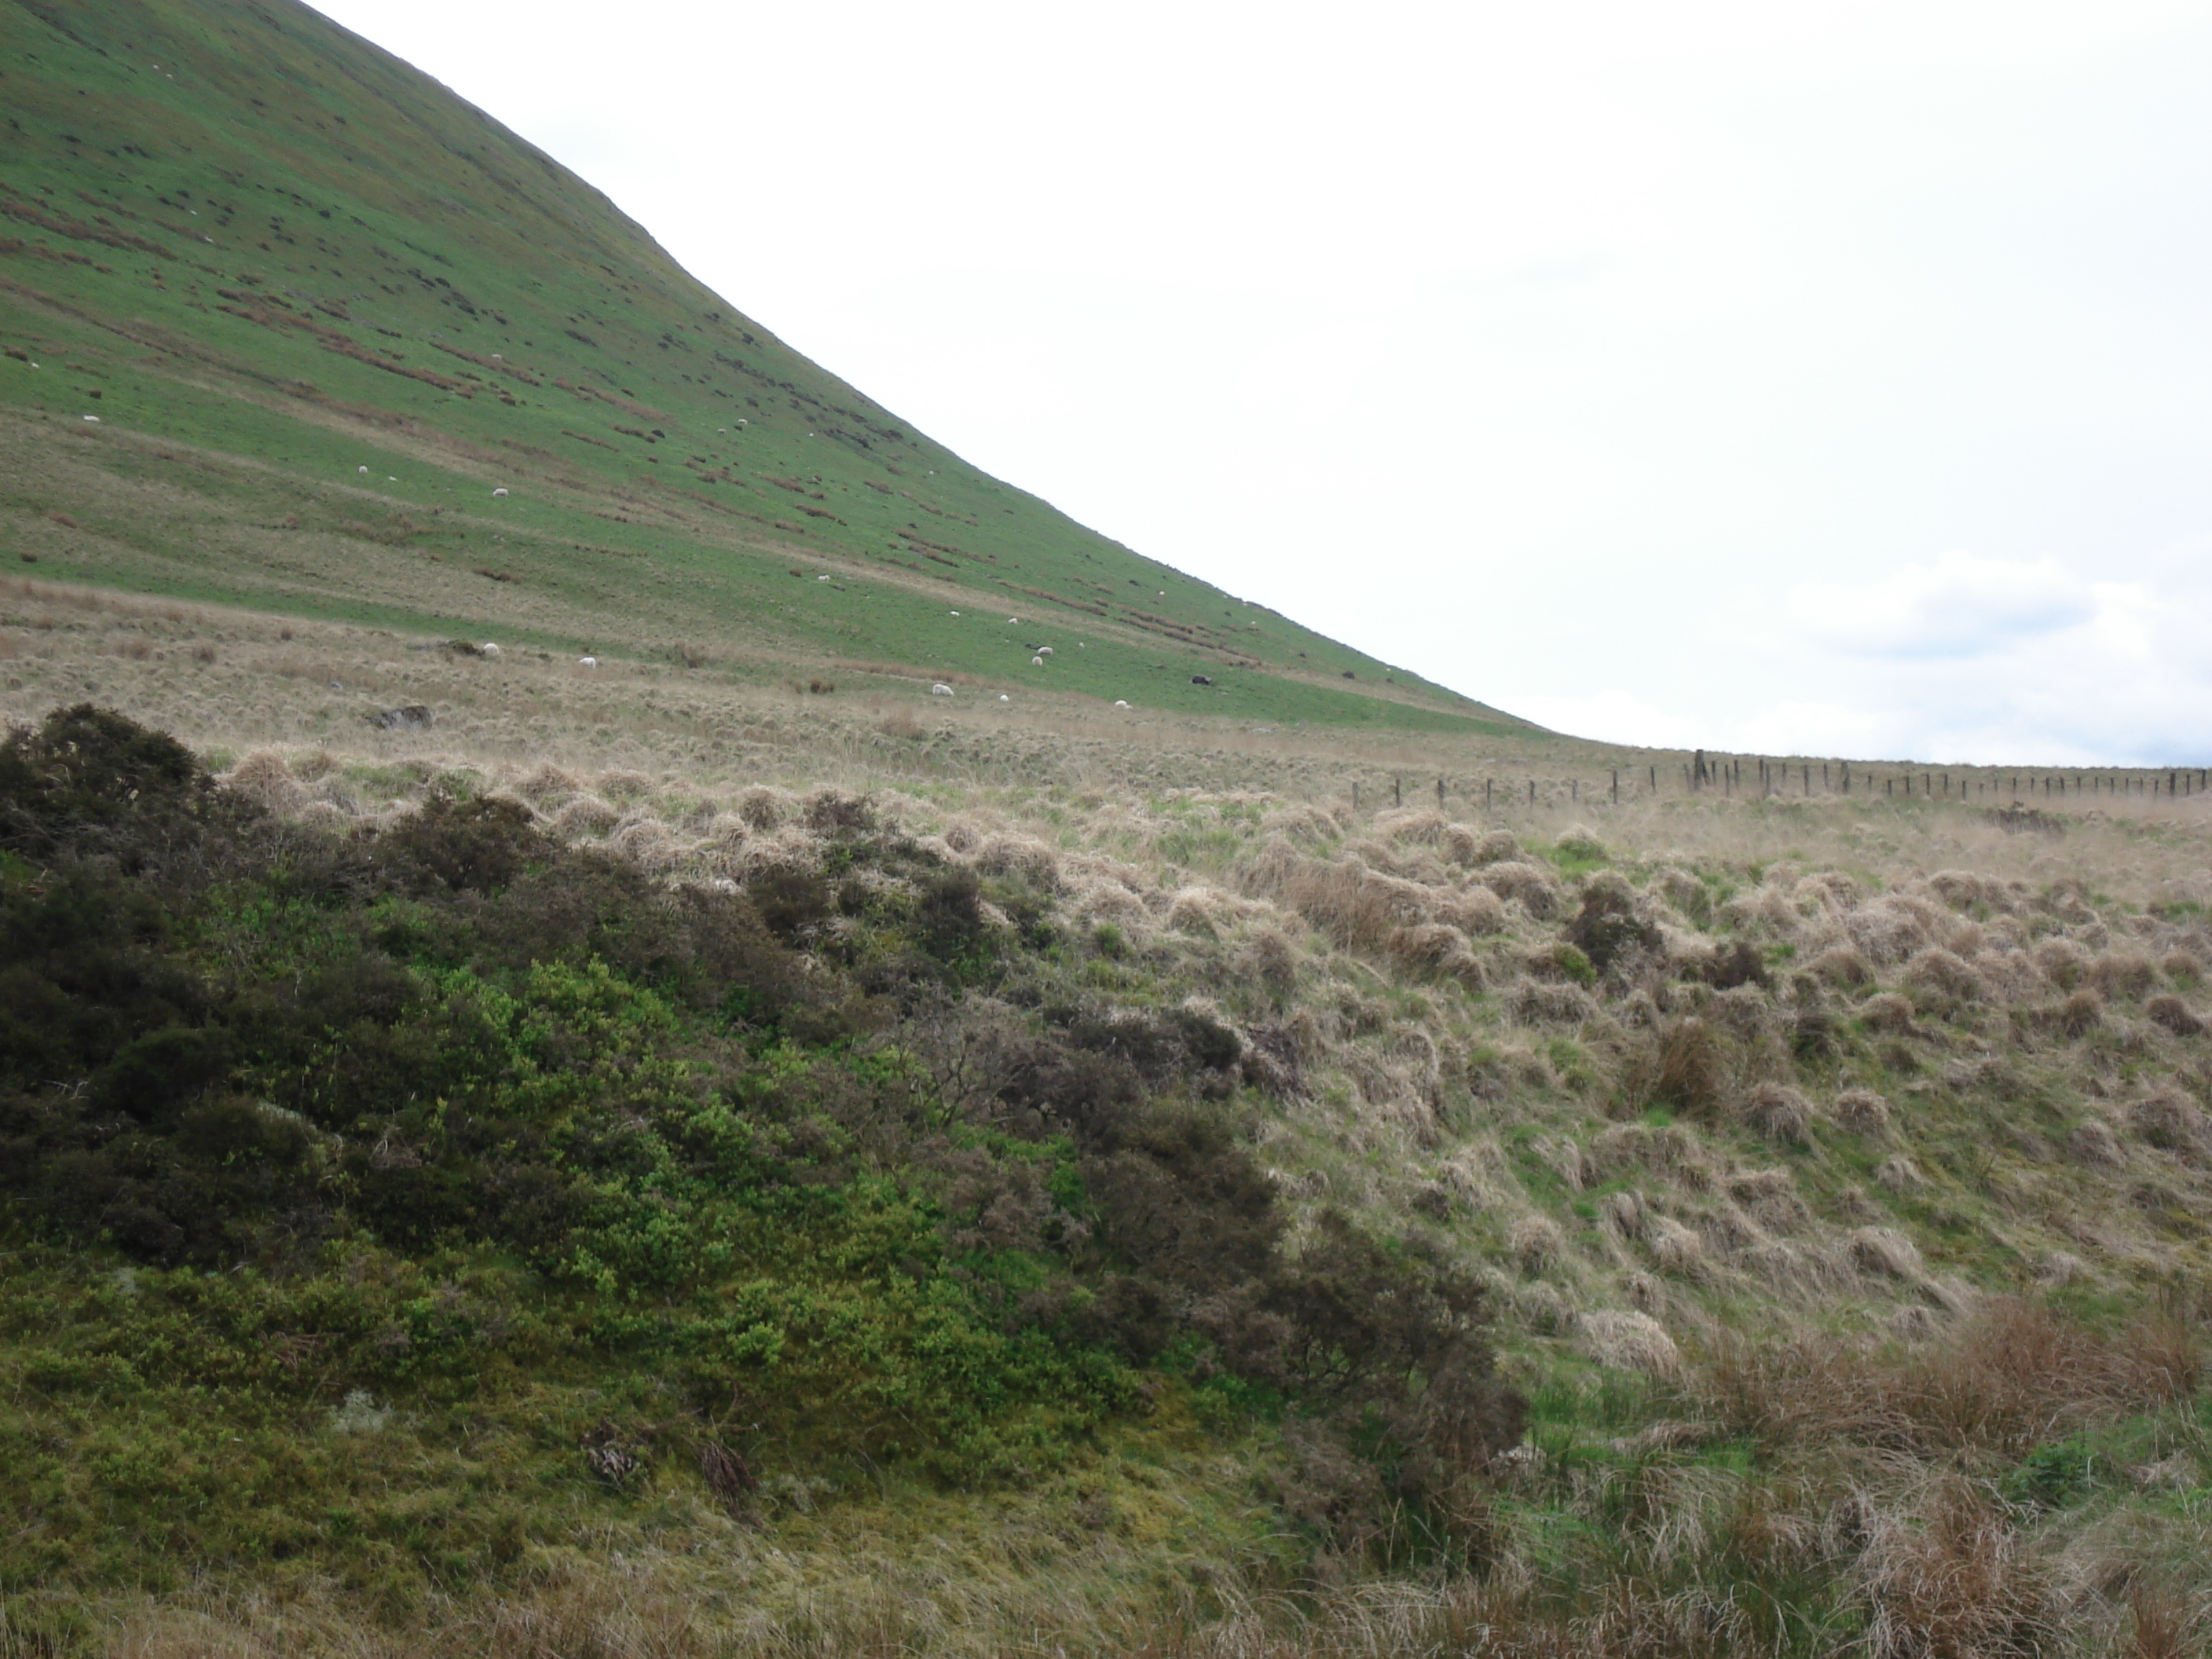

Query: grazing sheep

[949,610,960,617]
[1191,675,1214,686]
[818,574,831,581]
[931,683,954,697]
[357,465,368,474]
[998,694,1010,702]
[1038,646,1053,657]
[1114,700,1130,709]
[578,655,598,668]
[1031,656,1044,667]
[480,643,502,659]
[492,487,508,498]
[1007,617,1019,624]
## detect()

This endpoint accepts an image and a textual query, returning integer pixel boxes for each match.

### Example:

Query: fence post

[1485,778,1492,809]
[1437,777,1445,811]
[1393,777,1401,808]
[1529,778,1536,805]
[1352,781,1360,811]
[1573,779,1580,802]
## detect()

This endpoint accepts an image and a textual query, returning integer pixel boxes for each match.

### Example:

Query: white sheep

[1037,646,1053,657]
[949,610,960,617]
[818,574,830,581]
[492,487,508,498]
[998,694,1009,702]
[578,655,598,668]
[357,465,368,474]
[931,683,953,697]
[1031,656,1043,667]
[1114,700,1130,709]
[1007,617,1019,624]
[480,643,502,659]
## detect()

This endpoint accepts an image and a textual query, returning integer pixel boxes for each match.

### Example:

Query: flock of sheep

[366,474,1152,705]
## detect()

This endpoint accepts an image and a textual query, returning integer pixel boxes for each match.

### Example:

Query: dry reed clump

[1808,943,1877,989]
[1903,947,1983,1004]
[1580,1309,1683,1378]
[1858,991,1917,1034]
[1874,1155,1929,1193]
[1071,876,1148,926]
[2161,948,2204,983]
[1927,869,1995,910]
[1598,1188,1644,1241]
[220,748,308,811]
[1258,800,1339,844]
[1165,884,1255,937]
[1704,1297,2201,1460]
[2092,949,2160,1001]
[1729,1168,1812,1234]
[1740,1082,1815,1145]
[972,833,1062,891]
[1474,859,1562,918]
[1648,1217,1708,1276]
[1372,807,1448,845]
[1511,979,1598,1027]
[1848,895,1944,965]
[1511,1214,1567,1274]
[1645,866,1703,914]
[1855,1479,2057,1659]
[735,783,800,830]
[1622,1016,1734,1121]
[2126,1089,2210,1157]
[548,795,620,836]
[2034,936,2091,989]
[2144,994,2207,1036]
[2064,1119,2126,1171]
[1849,1226,1927,1281]
[606,813,682,871]
[1439,822,1481,865]
[596,767,654,799]
[1554,822,1605,860]
[1387,922,1485,987]
[1438,884,1507,936]
[2048,987,2105,1038]
[1468,828,1522,866]
[1834,1087,1893,1137]
[513,760,584,800]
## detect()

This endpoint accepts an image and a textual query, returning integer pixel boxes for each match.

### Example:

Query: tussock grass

[12,600,2212,1653]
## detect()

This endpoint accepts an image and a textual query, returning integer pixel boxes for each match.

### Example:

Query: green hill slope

[0,0,1526,734]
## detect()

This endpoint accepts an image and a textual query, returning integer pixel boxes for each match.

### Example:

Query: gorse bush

[0,707,1516,1593]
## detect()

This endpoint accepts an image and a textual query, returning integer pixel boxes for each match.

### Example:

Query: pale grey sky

[313,0,2212,764]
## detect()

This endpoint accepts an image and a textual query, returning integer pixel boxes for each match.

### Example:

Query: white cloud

[1785,550,2093,659]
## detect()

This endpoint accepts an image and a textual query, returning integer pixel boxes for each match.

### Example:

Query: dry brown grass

[1702,1298,2202,1459]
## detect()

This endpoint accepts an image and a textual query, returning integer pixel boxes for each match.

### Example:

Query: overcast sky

[312,0,2212,765]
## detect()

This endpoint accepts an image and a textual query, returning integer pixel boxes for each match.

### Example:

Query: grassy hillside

[2,599,2212,1651]
[0,0,1523,734]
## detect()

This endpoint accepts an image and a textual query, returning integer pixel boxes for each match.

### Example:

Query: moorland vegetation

[5,1,2212,1651]
[3,675,2210,1657]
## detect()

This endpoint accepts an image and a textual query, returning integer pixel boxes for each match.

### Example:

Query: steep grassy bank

[0,0,1517,734]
